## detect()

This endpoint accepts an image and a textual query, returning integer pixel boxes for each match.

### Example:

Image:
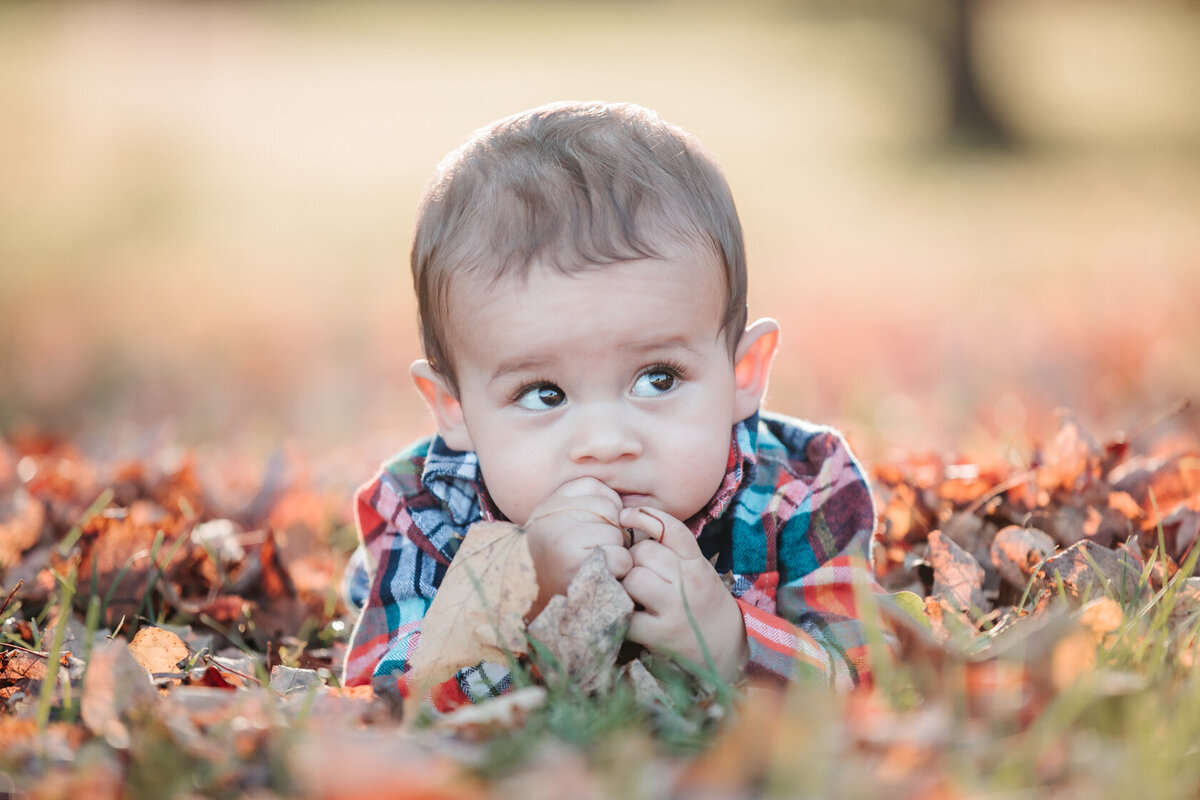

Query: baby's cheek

[478,454,543,525]
[669,428,732,515]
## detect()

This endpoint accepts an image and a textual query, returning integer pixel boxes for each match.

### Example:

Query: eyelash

[507,379,559,407]
[506,361,690,406]
[641,360,689,383]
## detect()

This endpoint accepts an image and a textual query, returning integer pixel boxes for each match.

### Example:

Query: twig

[201,652,264,687]
[0,641,49,659]
[964,468,1037,517]
[0,580,23,618]
[1127,398,1191,442]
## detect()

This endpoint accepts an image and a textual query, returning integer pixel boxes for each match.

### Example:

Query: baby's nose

[567,407,642,463]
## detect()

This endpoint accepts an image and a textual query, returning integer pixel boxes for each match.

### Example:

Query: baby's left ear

[732,318,780,423]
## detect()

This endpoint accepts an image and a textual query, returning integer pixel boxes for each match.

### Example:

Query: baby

[343,101,881,707]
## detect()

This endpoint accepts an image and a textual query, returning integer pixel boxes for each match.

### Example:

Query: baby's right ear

[410,360,474,452]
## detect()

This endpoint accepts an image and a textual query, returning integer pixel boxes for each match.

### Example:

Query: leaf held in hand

[527,548,633,694]
[407,522,537,693]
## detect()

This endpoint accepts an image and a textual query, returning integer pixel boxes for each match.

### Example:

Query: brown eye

[516,383,566,410]
[632,369,677,396]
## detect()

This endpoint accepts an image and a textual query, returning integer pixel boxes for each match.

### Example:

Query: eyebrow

[489,358,555,386]
[488,336,699,386]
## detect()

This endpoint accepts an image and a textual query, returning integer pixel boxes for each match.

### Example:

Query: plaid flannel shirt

[342,411,881,707]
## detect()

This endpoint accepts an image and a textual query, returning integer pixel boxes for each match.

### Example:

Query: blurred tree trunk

[944,0,1011,147]
[805,0,1015,147]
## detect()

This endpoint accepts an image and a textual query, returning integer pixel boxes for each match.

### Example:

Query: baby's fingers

[598,544,634,580]
[527,493,622,531]
[619,507,699,558]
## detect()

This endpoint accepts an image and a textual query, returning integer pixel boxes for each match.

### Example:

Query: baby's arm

[736,429,883,689]
[620,507,749,682]
[342,466,513,708]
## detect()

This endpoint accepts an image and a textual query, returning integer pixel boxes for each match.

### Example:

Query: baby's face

[446,246,743,526]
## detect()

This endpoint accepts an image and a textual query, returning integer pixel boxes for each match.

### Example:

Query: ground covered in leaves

[3,404,1200,799]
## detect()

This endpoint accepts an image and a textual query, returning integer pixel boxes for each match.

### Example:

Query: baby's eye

[632,368,678,397]
[515,383,567,410]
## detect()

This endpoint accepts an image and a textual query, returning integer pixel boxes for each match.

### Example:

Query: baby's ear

[731,318,780,423]
[410,360,474,452]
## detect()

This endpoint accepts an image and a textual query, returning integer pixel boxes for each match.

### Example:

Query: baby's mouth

[617,491,652,508]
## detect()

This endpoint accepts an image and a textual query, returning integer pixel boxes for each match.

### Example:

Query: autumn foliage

[3,403,1200,798]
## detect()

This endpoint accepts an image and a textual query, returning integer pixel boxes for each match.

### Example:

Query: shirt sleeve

[737,428,888,689]
[342,468,514,709]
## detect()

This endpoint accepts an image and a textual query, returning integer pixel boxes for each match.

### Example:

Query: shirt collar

[420,413,760,533]
[420,436,503,525]
[686,413,759,535]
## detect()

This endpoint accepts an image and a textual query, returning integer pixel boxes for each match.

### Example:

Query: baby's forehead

[453,242,724,311]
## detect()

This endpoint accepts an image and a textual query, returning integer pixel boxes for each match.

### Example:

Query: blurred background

[2,0,1198,476]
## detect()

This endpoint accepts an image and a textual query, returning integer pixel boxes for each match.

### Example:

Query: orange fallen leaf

[1051,630,1097,691]
[1080,597,1123,639]
[128,626,190,679]
[0,488,45,569]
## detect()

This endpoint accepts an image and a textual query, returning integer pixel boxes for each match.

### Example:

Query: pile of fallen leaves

[3,404,1200,799]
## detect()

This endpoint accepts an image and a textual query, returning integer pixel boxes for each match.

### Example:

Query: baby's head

[408,101,779,526]
[413,101,748,392]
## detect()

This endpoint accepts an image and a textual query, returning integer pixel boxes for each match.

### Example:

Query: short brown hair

[412,101,747,391]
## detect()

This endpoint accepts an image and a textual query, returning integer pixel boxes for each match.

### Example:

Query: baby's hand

[620,507,748,682]
[523,478,634,618]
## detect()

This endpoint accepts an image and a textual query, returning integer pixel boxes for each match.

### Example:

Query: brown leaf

[990,526,1055,589]
[1034,540,1144,606]
[128,626,190,680]
[407,522,537,693]
[1050,629,1097,690]
[526,548,633,693]
[198,594,249,625]
[1160,504,1200,567]
[1111,453,1200,522]
[1038,414,1100,493]
[0,648,48,701]
[926,530,987,619]
[0,488,45,570]
[78,513,190,626]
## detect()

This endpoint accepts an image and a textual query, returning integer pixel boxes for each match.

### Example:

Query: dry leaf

[0,488,45,570]
[128,626,190,680]
[990,526,1055,589]
[1039,414,1100,492]
[433,686,547,740]
[926,531,987,619]
[526,548,633,693]
[408,522,537,693]
[1051,630,1097,690]
[1034,540,1144,606]
[0,648,48,701]
[1079,596,1123,639]
[270,665,321,696]
[624,658,670,710]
